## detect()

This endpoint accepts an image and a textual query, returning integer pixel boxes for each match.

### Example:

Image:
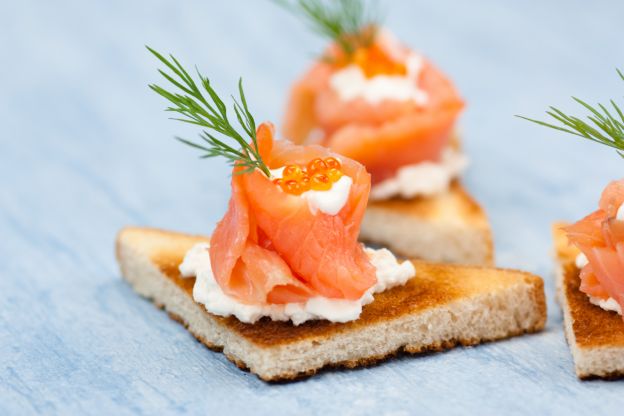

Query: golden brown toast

[361,181,493,265]
[117,227,544,381]
[552,223,624,379]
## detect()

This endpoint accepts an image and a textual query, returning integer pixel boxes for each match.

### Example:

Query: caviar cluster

[337,44,407,78]
[273,157,344,195]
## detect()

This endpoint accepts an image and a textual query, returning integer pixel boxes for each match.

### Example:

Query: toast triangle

[117,227,544,381]
[361,181,493,265]
[552,223,624,379]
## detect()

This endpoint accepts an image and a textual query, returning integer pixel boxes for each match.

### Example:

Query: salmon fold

[566,179,624,317]
[209,122,377,305]
[283,31,465,184]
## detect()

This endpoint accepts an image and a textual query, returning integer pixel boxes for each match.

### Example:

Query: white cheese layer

[575,253,589,269]
[617,203,624,221]
[329,53,428,105]
[370,149,468,200]
[302,176,352,215]
[589,296,623,315]
[269,166,352,216]
[179,243,415,325]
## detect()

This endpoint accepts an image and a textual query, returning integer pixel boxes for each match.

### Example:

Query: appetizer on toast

[118,226,545,381]
[116,48,546,381]
[523,69,624,379]
[553,223,624,379]
[278,0,493,264]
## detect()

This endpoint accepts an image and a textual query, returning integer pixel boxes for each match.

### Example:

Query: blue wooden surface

[2,1,623,414]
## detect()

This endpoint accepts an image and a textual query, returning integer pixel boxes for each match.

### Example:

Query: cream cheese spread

[329,53,428,105]
[369,149,468,200]
[302,176,352,215]
[575,253,589,269]
[589,295,623,315]
[270,166,352,215]
[179,243,415,325]
[617,203,624,221]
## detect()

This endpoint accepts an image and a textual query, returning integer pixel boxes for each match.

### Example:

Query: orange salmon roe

[310,173,332,191]
[283,164,304,180]
[274,157,345,195]
[299,175,311,192]
[307,158,328,175]
[324,157,341,170]
[283,179,305,195]
[326,168,343,183]
[337,44,406,78]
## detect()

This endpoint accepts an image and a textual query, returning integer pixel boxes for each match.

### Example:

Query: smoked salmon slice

[209,122,377,304]
[283,32,464,184]
[566,179,624,316]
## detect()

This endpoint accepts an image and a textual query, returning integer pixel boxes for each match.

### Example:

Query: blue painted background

[1,1,623,414]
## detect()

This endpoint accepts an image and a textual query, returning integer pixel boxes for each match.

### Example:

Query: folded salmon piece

[565,179,624,317]
[283,31,464,184]
[209,122,377,305]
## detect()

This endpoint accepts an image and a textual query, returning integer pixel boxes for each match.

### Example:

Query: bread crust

[552,223,624,379]
[117,227,545,381]
[361,181,494,265]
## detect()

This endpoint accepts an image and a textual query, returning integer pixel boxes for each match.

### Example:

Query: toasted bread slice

[552,223,624,379]
[360,181,493,265]
[117,227,544,381]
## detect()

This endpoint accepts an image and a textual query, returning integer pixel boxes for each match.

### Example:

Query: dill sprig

[275,0,380,56]
[147,46,271,176]
[517,69,624,158]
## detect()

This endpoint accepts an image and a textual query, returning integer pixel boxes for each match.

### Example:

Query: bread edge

[552,223,624,380]
[117,228,544,382]
[361,186,494,266]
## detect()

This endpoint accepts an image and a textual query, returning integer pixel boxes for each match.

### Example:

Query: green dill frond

[275,0,381,56]
[517,69,624,158]
[147,46,270,176]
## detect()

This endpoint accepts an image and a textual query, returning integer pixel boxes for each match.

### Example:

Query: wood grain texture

[1,0,624,415]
